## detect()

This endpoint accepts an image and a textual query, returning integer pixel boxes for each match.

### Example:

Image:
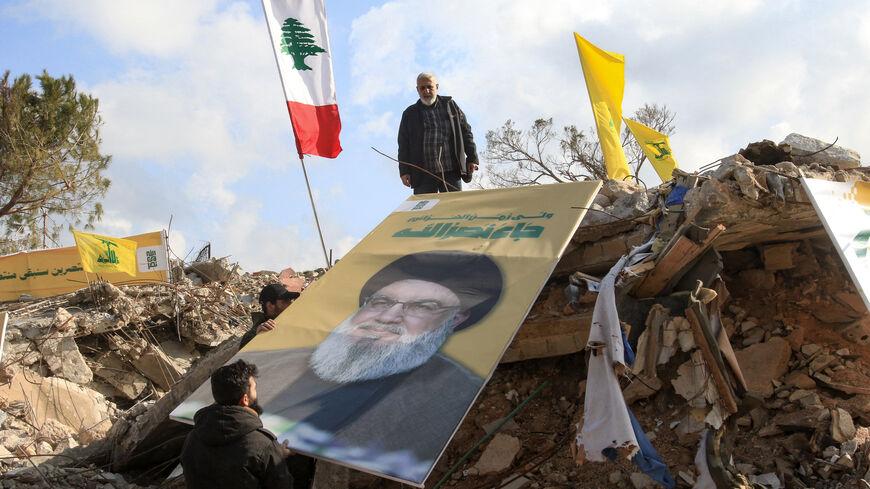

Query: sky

[3,0,869,272]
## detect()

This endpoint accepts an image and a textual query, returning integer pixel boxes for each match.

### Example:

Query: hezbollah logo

[646,141,671,159]
[96,238,122,264]
[280,17,326,70]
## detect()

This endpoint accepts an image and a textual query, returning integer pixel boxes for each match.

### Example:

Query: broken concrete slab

[734,337,791,398]
[39,334,93,385]
[131,342,184,391]
[0,371,111,434]
[92,353,148,400]
[762,242,799,271]
[473,433,521,475]
[783,133,861,169]
[184,257,237,283]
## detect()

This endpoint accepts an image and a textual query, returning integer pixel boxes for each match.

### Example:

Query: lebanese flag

[262,0,342,158]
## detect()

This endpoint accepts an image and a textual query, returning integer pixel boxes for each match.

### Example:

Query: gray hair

[417,72,437,84]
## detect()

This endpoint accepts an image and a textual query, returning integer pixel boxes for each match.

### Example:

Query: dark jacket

[240,311,267,349]
[181,404,292,489]
[397,95,478,187]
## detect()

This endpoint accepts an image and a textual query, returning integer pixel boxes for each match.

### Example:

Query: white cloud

[12,0,219,57]
[360,111,394,137]
[97,211,134,237]
[167,229,189,262]
[214,199,359,271]
[349,0,870,173]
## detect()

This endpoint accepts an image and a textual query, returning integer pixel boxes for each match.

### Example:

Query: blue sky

[3,0,869,271]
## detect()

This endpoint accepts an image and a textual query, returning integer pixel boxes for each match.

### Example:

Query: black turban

[358,250,503,331]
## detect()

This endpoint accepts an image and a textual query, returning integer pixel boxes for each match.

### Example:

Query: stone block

[783,133,861,169]
[473,433,521,475]
[734,337,791,398]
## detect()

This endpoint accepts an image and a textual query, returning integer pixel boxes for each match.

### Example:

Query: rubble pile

[415,135,870,489]
[0,259,321,487]
[1,133,869,489]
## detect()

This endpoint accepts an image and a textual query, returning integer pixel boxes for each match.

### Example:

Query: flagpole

[299,155,331,269]
[262,0,332,270]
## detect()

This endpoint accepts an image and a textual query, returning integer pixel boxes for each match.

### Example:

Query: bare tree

[483,103,675,187]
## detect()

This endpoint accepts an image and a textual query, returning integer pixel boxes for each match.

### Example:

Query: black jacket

[240,311,267,349]
[181,404,292,489]
[397,95,478,187]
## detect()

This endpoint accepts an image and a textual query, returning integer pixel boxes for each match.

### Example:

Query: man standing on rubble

[181,359,294,489]
[397,72,479,194]
[240,283,300,348]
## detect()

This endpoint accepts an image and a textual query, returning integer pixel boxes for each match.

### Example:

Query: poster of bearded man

[171,181,601,487]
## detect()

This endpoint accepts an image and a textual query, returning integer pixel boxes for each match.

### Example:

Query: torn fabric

[576,241,651,462]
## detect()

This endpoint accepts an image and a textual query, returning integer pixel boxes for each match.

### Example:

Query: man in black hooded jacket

[181,359,293,489]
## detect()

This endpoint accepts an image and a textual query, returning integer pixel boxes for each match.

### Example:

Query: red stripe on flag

[287,101,342,159]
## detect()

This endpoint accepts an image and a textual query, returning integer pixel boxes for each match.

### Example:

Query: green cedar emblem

[280,17,326,71]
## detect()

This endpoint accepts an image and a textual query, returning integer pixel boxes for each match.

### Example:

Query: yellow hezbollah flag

[73,230,138,277]
[574,33,631,181]
[623,118,679,182]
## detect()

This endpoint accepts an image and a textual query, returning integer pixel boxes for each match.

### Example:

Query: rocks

[92,354,149,400]
[131,342,184,391]
[39,333,93,385]
[38,308,93,384]
[831,408,857,442]
[782,133,861,169]
[629,471,657,489]
[784,371,816,389]
[473,433,521,474]
[0,372,110,433]
[734,337,792,398]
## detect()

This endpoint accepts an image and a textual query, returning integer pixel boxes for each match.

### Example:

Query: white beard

[309,313,454,383]
[420,95,436,106]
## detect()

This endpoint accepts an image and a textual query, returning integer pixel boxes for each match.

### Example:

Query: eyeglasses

[362,295,460,318]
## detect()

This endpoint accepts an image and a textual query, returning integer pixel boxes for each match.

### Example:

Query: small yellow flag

[73,230,138,277]
[623,118,679,182]
[574,32,631,181]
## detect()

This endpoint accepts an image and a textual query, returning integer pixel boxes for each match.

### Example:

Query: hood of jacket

[191,404,263,446]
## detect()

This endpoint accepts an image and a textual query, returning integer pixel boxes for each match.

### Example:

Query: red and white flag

[262,0,342,158]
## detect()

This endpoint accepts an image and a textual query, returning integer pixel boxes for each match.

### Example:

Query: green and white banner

[802,176,870,314]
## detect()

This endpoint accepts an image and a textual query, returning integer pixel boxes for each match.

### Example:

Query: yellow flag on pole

[574,32,631,181]
[623,118,679,183]
[73,230,138,277]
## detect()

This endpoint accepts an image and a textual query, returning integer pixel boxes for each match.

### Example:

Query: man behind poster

[244,250,503,482]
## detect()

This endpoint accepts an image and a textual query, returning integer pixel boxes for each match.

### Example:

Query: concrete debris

[2,136,870,488]
[472,433,521,474]
[0,258,316,486]
[183,256,238,283]
[784,133,862,169]
[733,337,791,398]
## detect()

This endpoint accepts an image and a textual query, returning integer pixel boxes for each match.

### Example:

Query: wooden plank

[633,225,724,298]
[685,306,738,415]
[501,314,593,363]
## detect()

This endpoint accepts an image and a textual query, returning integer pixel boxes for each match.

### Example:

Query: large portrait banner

[171,181,601,486]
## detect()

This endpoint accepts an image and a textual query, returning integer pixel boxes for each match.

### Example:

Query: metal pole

[299,155,331,269]
[432,381,549,489]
